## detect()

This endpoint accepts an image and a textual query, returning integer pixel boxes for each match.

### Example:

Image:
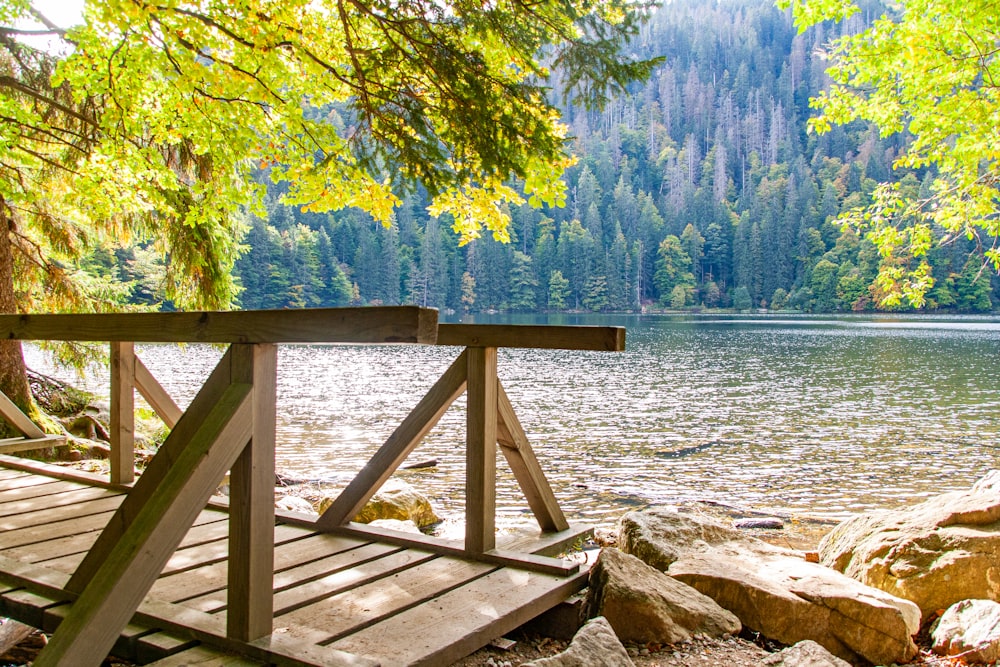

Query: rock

[275,495,315,514]
[931,599,1000,663]
[318,479,442,529]
[619,507,920,665]
[520,617,632,667]
[584,547,740,644]
[733,517,783,529]
[761,640,851,667]
[819,470,1000,618]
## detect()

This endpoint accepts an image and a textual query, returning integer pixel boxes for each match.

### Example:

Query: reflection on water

[24,313,1000,525]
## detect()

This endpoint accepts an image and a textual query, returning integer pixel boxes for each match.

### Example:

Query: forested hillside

[228,0,994,314]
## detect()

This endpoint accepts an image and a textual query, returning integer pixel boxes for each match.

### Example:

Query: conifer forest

[171,0,995,314]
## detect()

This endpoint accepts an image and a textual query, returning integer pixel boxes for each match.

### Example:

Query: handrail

[0,306,438,344]
[437,323,625,350]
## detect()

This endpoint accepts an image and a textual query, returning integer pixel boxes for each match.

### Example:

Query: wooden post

[134,357,183,428]
[465,347,498,554]
[227,343,276,642]
[110,342,136,485]
[0,391,44,440]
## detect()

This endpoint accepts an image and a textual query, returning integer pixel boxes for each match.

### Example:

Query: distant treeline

[105,0,996,314]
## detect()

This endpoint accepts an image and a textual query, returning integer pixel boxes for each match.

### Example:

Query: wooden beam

[465,347,498,554]
[110,342,136,485]
[496,383,569,533]
[0,391,44,439]
[34,385,254,667]
[438,324,625,351]
[227,344,276,642]
[329,522,580,576]
[0,307,438,344]
[135,357,182,428]
[316,350,469,530]
[0,435,66,454]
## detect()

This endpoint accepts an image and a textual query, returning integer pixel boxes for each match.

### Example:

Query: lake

[23,313,1000,527]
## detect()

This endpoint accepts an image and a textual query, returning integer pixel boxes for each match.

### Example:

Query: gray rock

[819,470,1000,619]
[619,507,920,666]
[762,640,851,666]
[520,617,632,667]
[584,547,740,644]
[733,517,783,529]
[931,599,1000,663]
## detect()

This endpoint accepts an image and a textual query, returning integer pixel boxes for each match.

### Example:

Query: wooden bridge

[0,307,625,666]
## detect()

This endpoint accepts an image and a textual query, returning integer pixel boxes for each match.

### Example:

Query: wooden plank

[499,523,593,558]
[271,548,440,619]
[0,468,29,480]
[331,523,579,576]
[34,385,254,666]
[0,307,438,344]
[0,475,66,497]
[0,494,123,532]
[329,564,590,667]
[20,512,228,568]
[0,390,44,439]
[0,555,372,667]
[148,536,381,607]
[0,485,116,518]
[111,341,137,485]
[465,347,497,554]
[316,349,468,530]
[135,356,183,428]
[135,632,200,664]
[1,589,60,627]
[144,645,263,666]
[0,434,66,454]
[0,509,116,551]
[437,323,626,351]
[496,383,569,533]
[277,554,492,640]
[228,343,277,642]
[0,453,128,489]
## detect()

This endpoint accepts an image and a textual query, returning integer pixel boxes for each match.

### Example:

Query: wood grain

[437,323,625,351]
[465,347,498,554]
[110,342,136,485]
[0,307,438,344]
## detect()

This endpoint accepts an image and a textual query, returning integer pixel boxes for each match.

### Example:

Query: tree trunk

[0,202,32,436]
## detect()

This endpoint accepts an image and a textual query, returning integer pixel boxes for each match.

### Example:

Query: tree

[780,0,1000,307]
[0,0,659,415]
[653,235,694,305]
[547,270,571,311]
[509,252,538,312]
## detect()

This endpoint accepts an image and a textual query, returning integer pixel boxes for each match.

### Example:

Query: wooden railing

[0,307,625,666]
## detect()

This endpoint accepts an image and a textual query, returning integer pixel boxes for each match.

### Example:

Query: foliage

[0,0,660,315]
[778,0,1000,306]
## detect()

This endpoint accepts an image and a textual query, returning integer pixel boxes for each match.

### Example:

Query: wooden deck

[0,309,624,665]
[0,457,590,666]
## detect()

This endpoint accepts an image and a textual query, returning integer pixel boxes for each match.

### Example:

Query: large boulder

[931,599,1000,663]
[619,507,920,666]
[319,479,442,529]
[819,470,1000,618]
[520,616,632,667]
[584,547,740,644]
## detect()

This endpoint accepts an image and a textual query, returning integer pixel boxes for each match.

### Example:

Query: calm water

[24,314,1000,526]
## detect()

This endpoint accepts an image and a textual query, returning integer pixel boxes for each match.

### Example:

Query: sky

[15,0,84,52]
